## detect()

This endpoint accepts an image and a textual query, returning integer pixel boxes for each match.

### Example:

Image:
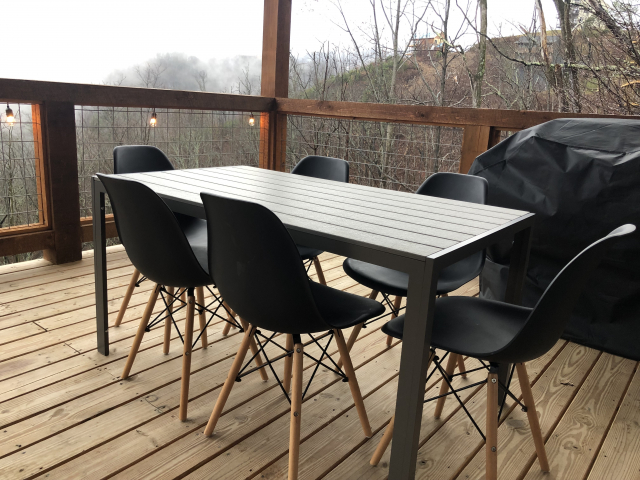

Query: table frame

[91,173,534,479]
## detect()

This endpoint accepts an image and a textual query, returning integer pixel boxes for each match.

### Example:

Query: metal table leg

[388,260,438,479]
[93,177,109,355]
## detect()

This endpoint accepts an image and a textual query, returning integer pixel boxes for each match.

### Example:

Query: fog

[104,53,261,94]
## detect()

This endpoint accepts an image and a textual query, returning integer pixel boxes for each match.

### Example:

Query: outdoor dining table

[91,165,534,479]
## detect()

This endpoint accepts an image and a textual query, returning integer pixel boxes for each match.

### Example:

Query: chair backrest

[201,192,333,334]
[113,145,174,175]
[416,172,488,203]
[291,155,349,183]
[98,174,211,288]
[498,224,636,363]
[417,172,488,275]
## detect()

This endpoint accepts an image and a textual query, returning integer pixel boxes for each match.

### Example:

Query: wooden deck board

[0,250,636,480]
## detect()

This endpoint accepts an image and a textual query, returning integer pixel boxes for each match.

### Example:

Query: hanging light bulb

[150,109,157,127]
[5,104,15,126]
[248,113,255,127]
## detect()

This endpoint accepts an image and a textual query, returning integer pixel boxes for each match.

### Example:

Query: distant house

[411,33,446,62]
[514,32,563,64]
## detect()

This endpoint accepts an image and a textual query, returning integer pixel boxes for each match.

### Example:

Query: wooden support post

[41,101,82,264]
[31,104,49,226]
[259,0,291,172]
[459,125,492,174]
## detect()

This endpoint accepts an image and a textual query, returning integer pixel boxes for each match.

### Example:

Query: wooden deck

[0,245,638,480]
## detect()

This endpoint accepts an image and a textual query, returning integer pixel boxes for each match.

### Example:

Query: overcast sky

[4,0,559,86]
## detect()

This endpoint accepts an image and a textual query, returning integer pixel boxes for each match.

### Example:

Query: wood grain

[586,364,640,480]
[0,251,634,480]
[523,353,636,480]
[275,97,640,129]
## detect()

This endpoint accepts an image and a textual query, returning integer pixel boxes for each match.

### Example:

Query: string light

[150,109,157,127]
[249,113,255,127]
[5,104,15,126]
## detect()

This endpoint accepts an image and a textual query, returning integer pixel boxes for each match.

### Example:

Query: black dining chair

[340,172,487,376]
[200,192,384,480]
[370,224,636,480]
[291,155,349,286]
[98,174,267,421]
[219,155,349,339]
[113,146,213,350]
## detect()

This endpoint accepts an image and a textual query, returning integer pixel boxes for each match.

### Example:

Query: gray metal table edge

[91,172,535,480]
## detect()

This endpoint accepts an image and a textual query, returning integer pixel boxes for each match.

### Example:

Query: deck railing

[1,77,637,264]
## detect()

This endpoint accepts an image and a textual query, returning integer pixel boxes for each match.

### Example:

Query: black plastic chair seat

[297,245,324,260]
[310,281,385,330]
[382,296,532,363]
[343,257,480,297]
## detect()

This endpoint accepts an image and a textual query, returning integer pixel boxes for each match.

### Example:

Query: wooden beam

[80,216,118,243]
[275,97,640,130]
[488,127,502,149]
[259,0,292,171]
[0,230,54,257]
[0,78,274,112]
[459,125,492,174]
[41,101,82,264]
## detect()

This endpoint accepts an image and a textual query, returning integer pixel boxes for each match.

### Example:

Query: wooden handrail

[275,97,640,130]
[1,76,638,262]
[0,78,273,112]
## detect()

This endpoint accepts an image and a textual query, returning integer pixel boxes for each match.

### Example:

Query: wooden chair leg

[221,301,236,336]
[370,349,435,466]
[516,363,550,472]
[371,416,395,466]
[386,295,403,347]
[283,334,294,392]
[179,291,196,421]
[336,290,378,370]
[458,356,468,379]
[163,286,174,355]
[222,321,233,336]
[181,290,187,320]
[115,268,141,327]
[238,317,269,381]
[334,329,372,437]
[288,339,304,480]
[196,286,208,348]
[312,257,327,285]
[122,284,161,379]
[434,352,458,419]
[204,325,256,436]
[337,323,364,371]
[486,369,499,480]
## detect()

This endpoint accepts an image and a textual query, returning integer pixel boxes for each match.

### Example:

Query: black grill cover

[469,118,640,360]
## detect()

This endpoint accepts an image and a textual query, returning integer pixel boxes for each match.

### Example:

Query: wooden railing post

[41,101,82,264]
[31,105,50,226]
[259,0,291,171]
[459,125,494,174]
